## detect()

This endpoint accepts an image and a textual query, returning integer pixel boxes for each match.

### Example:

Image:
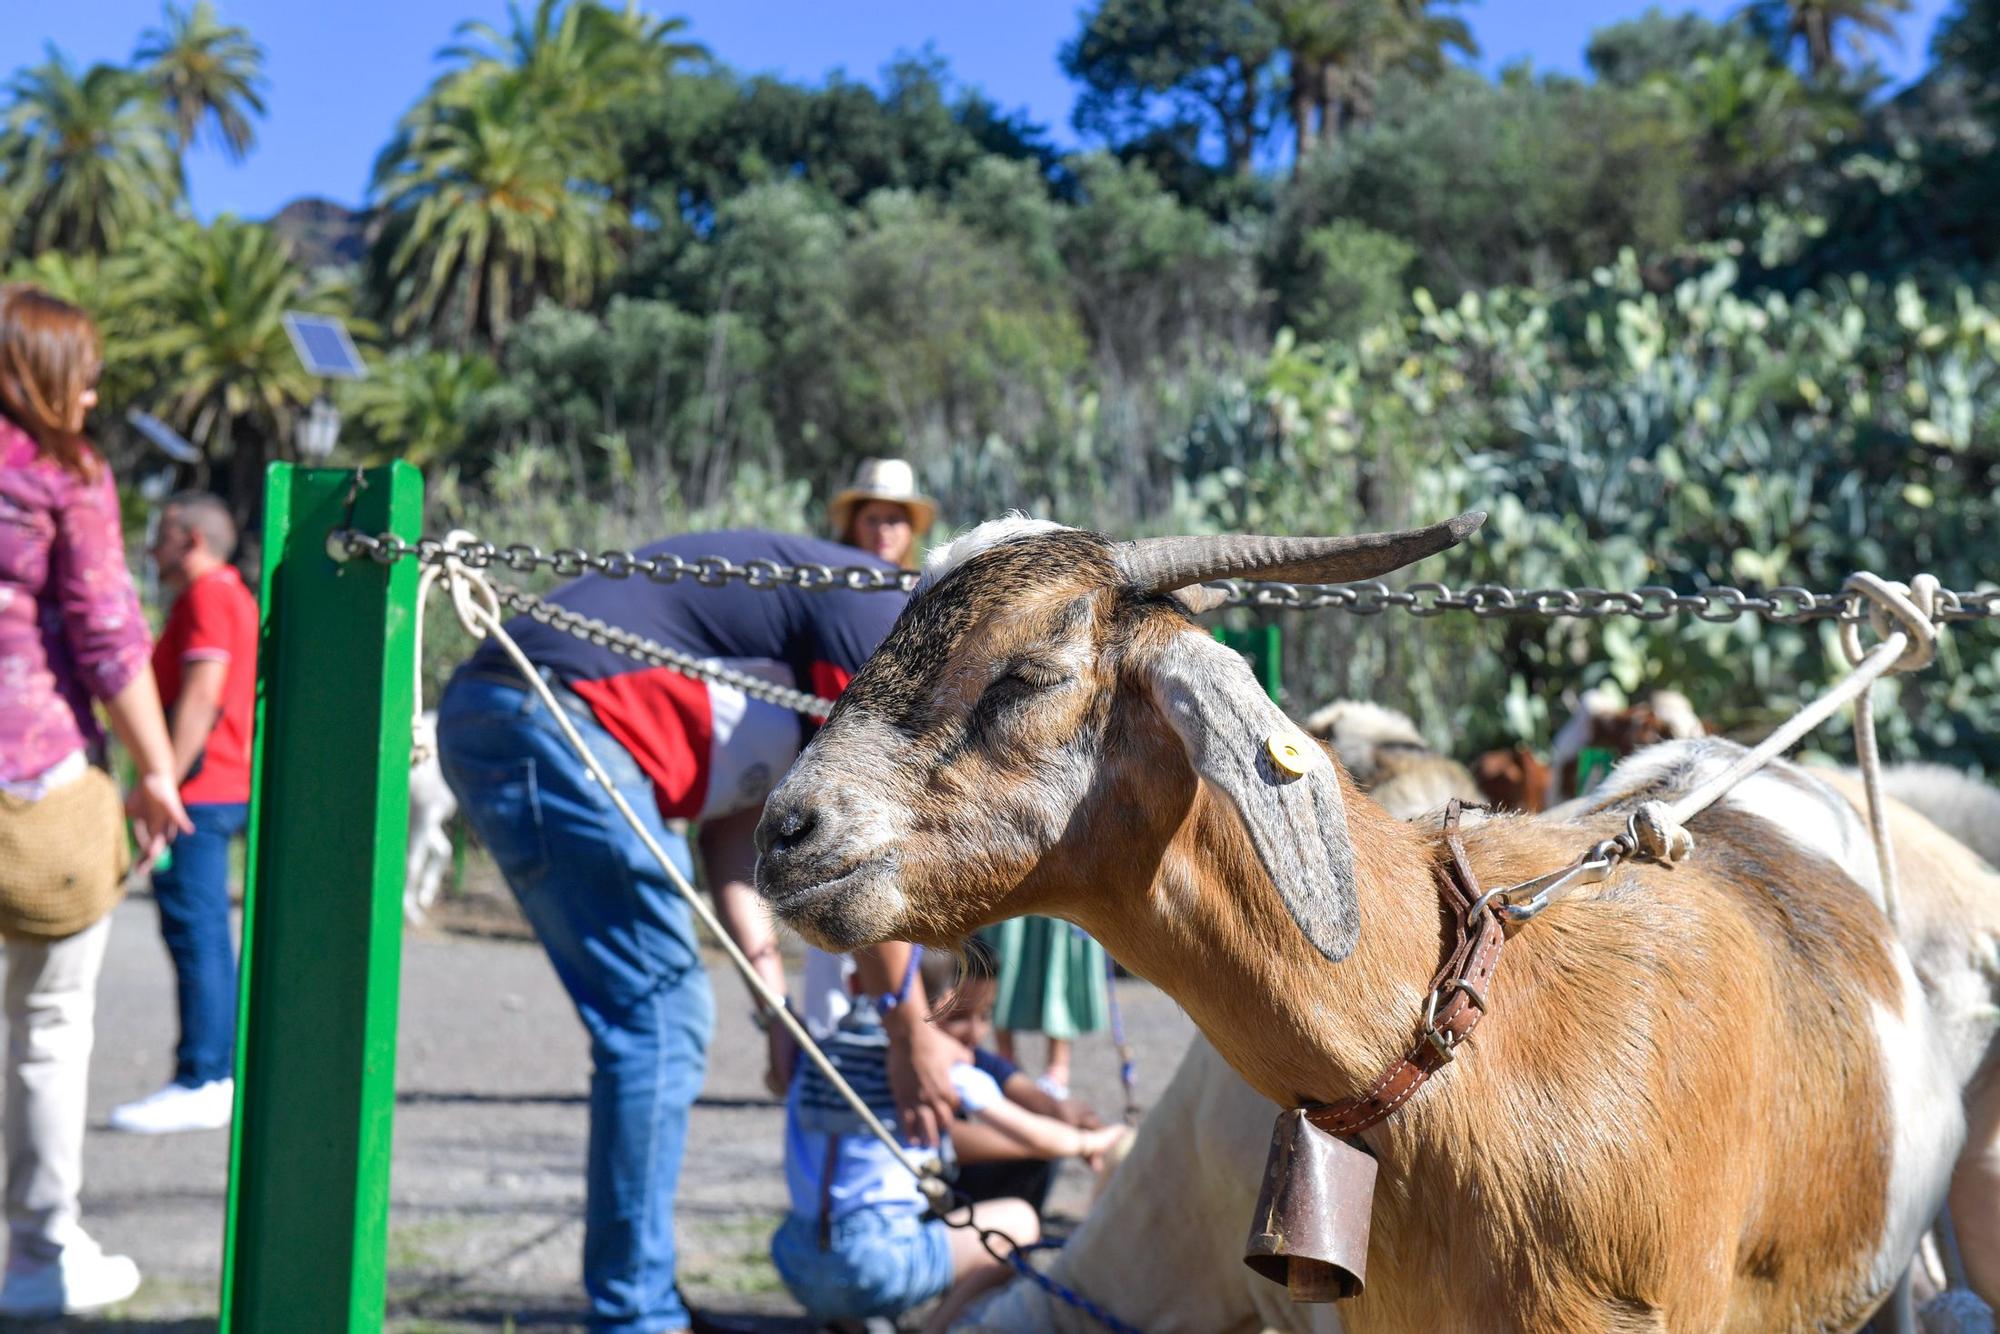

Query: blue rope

[1002,1236,1147,1334]
[942,1184,1145,1334]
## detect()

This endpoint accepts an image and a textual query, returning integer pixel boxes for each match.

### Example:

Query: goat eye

[1006,660,1065,690]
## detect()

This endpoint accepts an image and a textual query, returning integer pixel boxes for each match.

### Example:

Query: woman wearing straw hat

[828,457,936,570]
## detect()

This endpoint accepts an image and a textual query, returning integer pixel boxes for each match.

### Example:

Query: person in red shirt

[110,492,258,1136]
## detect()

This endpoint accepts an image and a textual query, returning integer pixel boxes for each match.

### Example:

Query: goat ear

[1141,632,1359,962]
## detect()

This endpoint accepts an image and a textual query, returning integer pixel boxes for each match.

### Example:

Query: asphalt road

[26,890,1198,1332]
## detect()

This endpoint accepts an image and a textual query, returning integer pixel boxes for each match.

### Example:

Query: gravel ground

[24,885,1198,1332]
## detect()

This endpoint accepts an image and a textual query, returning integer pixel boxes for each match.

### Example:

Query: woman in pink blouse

[0,286,191,1316]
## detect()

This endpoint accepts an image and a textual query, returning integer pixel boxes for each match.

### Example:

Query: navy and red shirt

[465,530,906,820]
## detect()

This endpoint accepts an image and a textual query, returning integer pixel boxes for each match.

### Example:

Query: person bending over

[436,529,959,1334]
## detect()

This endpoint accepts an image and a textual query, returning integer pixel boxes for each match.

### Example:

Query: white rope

[412,533,949,1205]
[1649,573,1937,930]
[1493,573,1946,936]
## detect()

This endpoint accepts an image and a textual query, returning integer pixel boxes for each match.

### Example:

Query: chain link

[340,531,918,595]
[338,530,2000,628]
[488,577,837,719]
[1215,576,2000,625]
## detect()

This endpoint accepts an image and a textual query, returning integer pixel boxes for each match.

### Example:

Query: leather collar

[1302,800,1503,1138]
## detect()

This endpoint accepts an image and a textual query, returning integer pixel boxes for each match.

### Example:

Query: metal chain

[339,530,2000,627]
[339,530,917,594]
[489,578,836,719]
[1214,578,2000,624]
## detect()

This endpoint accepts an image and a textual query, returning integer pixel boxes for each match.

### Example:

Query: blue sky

[3,0,1958,219]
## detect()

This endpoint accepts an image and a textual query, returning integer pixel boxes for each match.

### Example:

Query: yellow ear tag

[1266,731,1315,779]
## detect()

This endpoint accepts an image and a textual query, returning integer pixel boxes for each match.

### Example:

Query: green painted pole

[221,462,422,1332]
[1215,623,1283,702]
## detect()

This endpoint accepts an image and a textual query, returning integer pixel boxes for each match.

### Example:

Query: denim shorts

[770,1206,954,1321]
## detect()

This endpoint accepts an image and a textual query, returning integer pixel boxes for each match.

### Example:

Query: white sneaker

[0,1237,141,1315]
[108,1078,234,1134]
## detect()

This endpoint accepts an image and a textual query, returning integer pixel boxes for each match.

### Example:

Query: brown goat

[755,517,2000,1332]
[1549,687,1707,804]
[1471,744,1550,813]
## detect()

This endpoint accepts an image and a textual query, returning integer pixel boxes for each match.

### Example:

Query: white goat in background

[1880,764,2000,871]
[1301,699,1481,819]
[405,710,457,926]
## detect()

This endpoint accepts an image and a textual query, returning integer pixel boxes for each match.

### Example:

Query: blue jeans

[770,1206,953,1321]
[437,671,714,1334]
[151,801,247,1087]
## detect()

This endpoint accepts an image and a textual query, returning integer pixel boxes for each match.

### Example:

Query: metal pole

[1215,623,1283,702]
[221,462,421,1332]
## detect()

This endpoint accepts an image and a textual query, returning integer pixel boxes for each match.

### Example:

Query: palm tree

[439,0,707,119]
[2,52,182,255]
[134,0,269,161]
[1739,0,1913,78]
[368,2,703,348]
[371,57,623,348]
[342,346,501,467]
[1269,0,1476,164]
[432,0,708,217]
[126,216,351,512]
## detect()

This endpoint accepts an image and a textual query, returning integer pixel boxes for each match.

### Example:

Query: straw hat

[827,458,937,541]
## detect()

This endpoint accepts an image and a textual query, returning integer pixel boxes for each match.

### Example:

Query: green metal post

[221,463,421,1332]
[1215,623,1283,702]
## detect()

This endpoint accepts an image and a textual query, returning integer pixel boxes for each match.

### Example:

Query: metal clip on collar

[1470,854,1616,925]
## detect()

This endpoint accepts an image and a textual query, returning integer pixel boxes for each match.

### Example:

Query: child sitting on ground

[919,951,1125,1218]
[770,953,1126,1333]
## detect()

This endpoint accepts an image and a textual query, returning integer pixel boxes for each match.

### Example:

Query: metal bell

[1243,1108,1378,1302]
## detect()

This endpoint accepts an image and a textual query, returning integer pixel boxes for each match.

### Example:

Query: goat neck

[1068,751,1454,1116]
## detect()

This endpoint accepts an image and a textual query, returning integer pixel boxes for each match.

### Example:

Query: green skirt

[977,916,1108,1039]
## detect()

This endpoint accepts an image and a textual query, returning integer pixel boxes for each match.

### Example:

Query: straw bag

[0,764,128,938]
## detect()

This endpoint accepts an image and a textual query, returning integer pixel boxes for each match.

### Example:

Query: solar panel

[282,312,367,380]
[125,409,203,463]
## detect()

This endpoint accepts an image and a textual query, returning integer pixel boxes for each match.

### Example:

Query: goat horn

[1115,512,1487,596]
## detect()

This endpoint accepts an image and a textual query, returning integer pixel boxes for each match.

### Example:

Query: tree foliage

[125,216,352,510]
[1741,0,1915,78]
[1271,0,1477,163]
[615,54,1051,226]
[371,72,623,348]
[1063,0,1281,175]
[3,54,181,255]
[367,0,702,348]
[5,0,1996,770]
[134,0,268,161]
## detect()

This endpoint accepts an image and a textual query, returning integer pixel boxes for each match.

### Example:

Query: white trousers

[4,916,111,1260]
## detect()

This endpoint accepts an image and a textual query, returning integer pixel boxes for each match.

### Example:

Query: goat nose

[757,797,820,861]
